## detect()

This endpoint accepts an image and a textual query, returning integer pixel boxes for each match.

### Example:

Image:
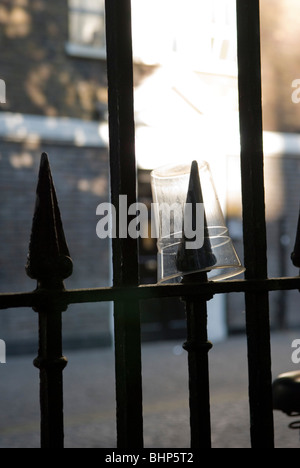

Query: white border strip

[1,113,300,159]
[263,131,300,157]
[65,42,106,61]
[0,112,108,148]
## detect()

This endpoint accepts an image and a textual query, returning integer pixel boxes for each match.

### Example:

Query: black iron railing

[0,0,299,449]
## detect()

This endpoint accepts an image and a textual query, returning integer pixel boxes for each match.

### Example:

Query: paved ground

[0,330,299,448]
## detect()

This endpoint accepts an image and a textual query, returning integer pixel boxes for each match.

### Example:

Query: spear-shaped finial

[176,160,216,274]
[26,153,73,288]
[291,209,300,268]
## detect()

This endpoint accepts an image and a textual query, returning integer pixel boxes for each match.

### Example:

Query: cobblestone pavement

[0,330,299,448]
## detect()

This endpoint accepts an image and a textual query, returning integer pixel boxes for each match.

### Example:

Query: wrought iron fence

[0,0,300,449]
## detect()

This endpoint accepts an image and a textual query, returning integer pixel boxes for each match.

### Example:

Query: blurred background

[0,0,300,448]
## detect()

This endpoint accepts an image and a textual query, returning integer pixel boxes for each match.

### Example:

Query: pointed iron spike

[291,209,300,268]
[39,153,70,259]
[188,160,203,204]
[187,160,205,234]
[176,160,216,274]
[40,151,49,168]
[26,153,73,286]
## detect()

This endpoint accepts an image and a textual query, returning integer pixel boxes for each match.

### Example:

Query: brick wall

[0,0,152,121]
[0,0,108,120]
[0,140,112,353]
[260,0,300,132]
[226,151,300,332]
[0,0,153,352]
[1,0,300,350]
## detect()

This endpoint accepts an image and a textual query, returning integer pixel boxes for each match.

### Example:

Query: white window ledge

[0,112,108,148]
[65,42,106,60]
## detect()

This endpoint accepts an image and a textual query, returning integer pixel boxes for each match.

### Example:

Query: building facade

[0,0,112,352]
[0,0,300,352]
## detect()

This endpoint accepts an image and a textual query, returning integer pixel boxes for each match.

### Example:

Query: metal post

[176,161,214,448]
[291,209,300,269]
[236,0,274,448]
[105,0,144,448]
[182,273,213,449]
[26,153,73,448]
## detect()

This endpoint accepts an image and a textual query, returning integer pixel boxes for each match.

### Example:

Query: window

[66,0,237,76]
[174,0,237,75]
[132,0,237,75]
[66,0,106,59]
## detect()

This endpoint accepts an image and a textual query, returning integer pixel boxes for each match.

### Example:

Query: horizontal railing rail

[0,276,299,310]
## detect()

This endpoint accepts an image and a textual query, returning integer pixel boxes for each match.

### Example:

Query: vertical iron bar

[178,163,214,448]
[183,274,213,449]
[236,0,274,448]
[26,153,73,448]
[34,310,67,449]
[105,0,143,448]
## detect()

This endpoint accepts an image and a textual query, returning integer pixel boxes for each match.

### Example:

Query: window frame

[66,0,106,60]
[66,0,237,77]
